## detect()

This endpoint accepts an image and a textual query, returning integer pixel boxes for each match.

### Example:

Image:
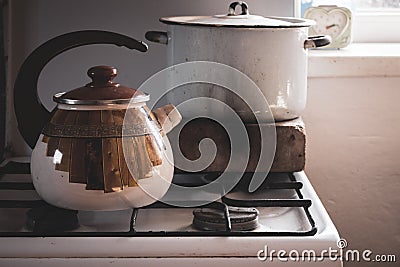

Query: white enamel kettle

[13,31,181,211]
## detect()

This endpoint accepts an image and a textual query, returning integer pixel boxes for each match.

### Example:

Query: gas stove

[0,158,342,266]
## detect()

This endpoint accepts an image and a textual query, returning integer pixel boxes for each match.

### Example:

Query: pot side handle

[13,30,148,148]
[304,35,332,49]
[145,31,168,45]
[152,104,182,134]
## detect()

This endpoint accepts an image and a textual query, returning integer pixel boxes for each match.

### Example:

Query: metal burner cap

[193,206,259,231]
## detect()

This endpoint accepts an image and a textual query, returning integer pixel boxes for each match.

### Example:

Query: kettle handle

[13,30,148,148]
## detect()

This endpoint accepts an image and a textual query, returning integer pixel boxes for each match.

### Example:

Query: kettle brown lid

[54,66,149,105]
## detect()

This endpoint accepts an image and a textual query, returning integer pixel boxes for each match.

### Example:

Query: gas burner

[193,206,259,231]
[26,203,79,233]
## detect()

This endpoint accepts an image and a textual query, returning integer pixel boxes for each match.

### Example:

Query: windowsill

[308,43,400,78]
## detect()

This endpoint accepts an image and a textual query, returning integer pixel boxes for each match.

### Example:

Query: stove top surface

[0,160,341,264]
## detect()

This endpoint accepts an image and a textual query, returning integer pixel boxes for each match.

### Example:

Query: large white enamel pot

[146,1,331,122]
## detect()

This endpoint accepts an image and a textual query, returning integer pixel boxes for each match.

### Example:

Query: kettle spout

[152,104,182,134]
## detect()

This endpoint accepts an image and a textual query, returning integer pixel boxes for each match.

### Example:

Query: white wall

[304,76,400,266]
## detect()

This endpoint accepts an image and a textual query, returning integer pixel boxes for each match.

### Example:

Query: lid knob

[228,1,249,16]
[87,66,117,87]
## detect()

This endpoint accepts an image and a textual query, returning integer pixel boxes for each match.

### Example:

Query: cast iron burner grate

[0,161,317,237]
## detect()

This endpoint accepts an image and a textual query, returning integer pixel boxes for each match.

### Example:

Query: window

[353,0,400,9]
[296,0,400,43]
[352,0,400,42]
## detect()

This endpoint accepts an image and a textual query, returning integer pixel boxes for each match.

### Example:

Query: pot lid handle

[228,1,249,16]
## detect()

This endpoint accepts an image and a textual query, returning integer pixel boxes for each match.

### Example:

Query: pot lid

[160,1,314,28]
[53,66,149,105]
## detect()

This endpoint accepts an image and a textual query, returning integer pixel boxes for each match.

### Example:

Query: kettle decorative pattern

[40,108,164,193]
